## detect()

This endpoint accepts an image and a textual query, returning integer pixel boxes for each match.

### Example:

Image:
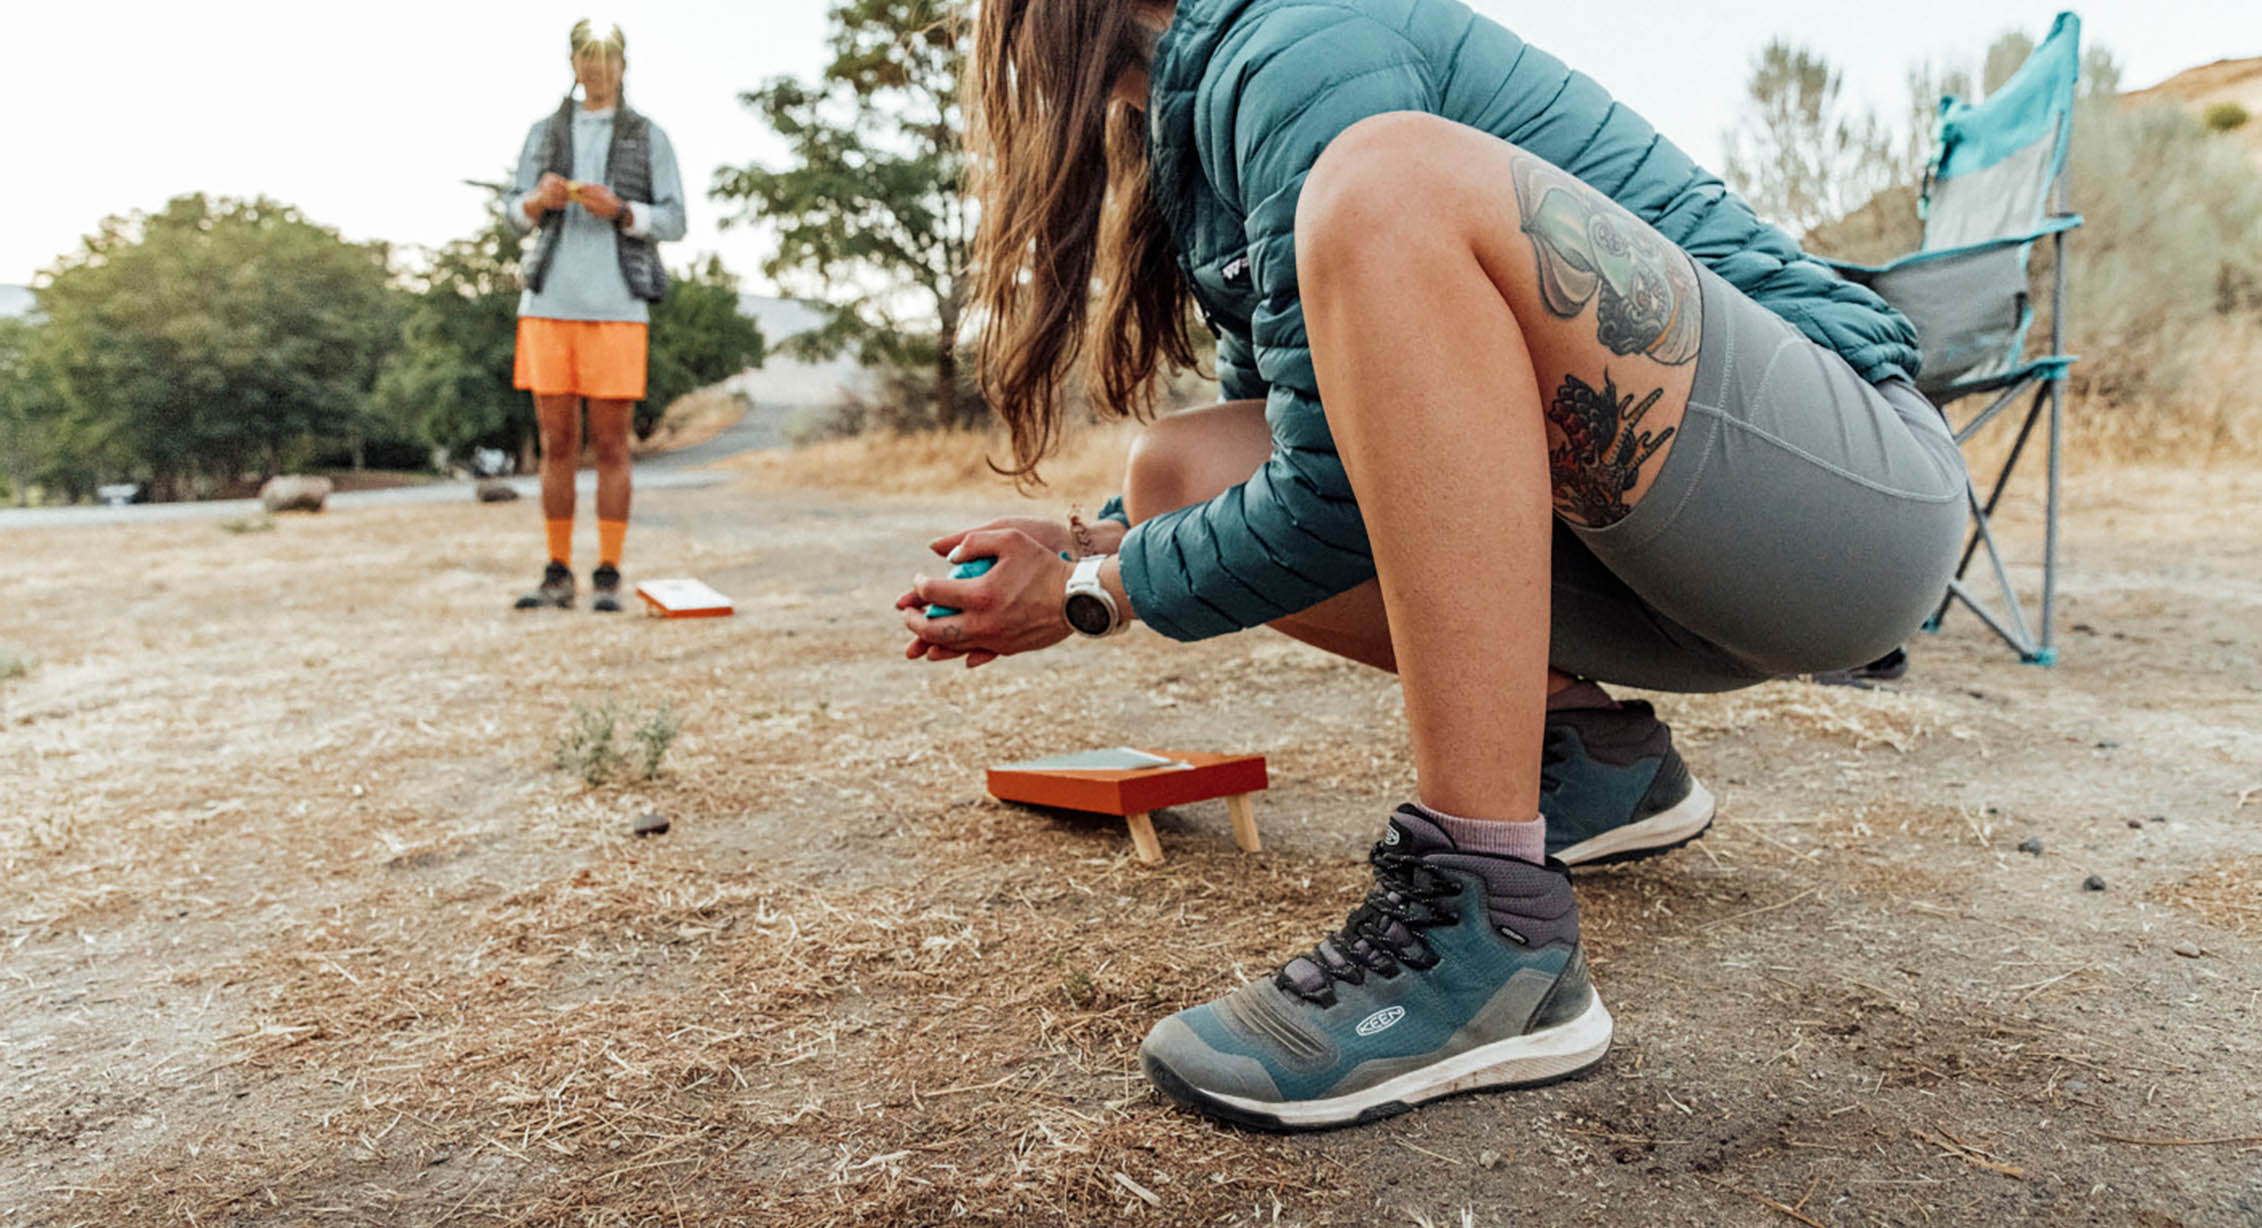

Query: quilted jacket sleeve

[1118,9,1438,641]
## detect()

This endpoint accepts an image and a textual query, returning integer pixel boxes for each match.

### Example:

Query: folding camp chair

[1828,12,2084,665]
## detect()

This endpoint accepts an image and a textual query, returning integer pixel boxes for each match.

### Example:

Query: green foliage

[380,187,765,459]
[643,257,767,438]
[554,698,681,785]
[0,642,35,683]
[218,512,277,534]
[555,700,628,785]
[36,195,402,500]
[1722,40,1912,236]
[2204,102,2252,134]
[1792,28,2262,418]
[0,318,74,506]
[713,0,978,431]
[631,699,682,780]
[373,182,529,459]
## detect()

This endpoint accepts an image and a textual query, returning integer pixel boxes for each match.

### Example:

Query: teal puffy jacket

[1115,0,1924,641]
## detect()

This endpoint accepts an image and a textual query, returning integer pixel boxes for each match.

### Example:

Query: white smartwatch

[1063,554,1127,637]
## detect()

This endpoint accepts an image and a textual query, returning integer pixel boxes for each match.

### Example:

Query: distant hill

[0,284,32,320]
[2127,56,2262,161]
[728,293,873,411]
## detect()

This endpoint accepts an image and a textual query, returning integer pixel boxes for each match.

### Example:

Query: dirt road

[3,461,2257,1225]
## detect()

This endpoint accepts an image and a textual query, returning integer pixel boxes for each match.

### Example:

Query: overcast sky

[6,1,2253,290]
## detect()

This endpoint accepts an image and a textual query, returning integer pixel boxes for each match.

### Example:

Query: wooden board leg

[1226,793,1261,853]
[1125,811,1164,864]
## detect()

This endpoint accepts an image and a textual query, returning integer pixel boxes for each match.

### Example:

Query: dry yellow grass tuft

[2153,854,2262,936]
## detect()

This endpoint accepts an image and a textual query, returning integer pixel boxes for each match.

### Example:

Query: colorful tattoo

[1546,371,1677,527]
[1511,156,1702,366]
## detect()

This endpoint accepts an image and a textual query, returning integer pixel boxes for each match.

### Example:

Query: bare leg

[1124,401,1583,691]
[1294,114,1698,822]
[586,398,635,525]
[535,394,582,528]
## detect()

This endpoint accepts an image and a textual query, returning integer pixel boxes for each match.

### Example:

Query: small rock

[475,478,520,503]
[258,474,332,513]
[2063,1079,2089,1095]
[428,1148,452,1167]
[2149,814,2167,824]
[2172,942,2202,959]
[633,811,670,837]
[1477,1150,1503,1170]
[2126,819,2144,829]
[2017,837,2044,855]
[2095,740,2119,750]
[2082,874,2107,892]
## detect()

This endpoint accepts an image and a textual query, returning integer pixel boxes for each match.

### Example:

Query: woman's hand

[896,528,1078,669]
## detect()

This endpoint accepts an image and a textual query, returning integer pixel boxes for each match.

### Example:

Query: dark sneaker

[590,563,623,613]
[1810,645,1910,688]
[1139,806,1611,1131]
[513,560,576,610]
[1543,700,1715,867]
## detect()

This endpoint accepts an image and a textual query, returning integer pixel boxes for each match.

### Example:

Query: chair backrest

[1922,11,2081,252]
[1870,10,2081,397]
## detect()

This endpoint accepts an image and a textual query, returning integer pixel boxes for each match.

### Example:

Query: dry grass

[728,419,1141,504]
[2153,855,2262,936]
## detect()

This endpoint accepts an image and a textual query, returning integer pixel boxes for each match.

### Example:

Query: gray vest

[522,97,669,302]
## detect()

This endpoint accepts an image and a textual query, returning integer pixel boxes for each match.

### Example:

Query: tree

[1721,41,1908,237]
[379,185,766,468]
[713,0,976,430]
[34,195,402,500]
[0,318,68,505]
[644,255,767,435]
[374,183,530,464]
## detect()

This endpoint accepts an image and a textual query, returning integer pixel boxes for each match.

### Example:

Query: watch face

[1064,592,1114,636]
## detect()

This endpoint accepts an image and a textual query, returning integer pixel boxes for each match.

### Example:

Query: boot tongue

[1277,808,1450,998]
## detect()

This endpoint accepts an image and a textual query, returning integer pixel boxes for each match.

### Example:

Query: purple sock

[1415,802,1546,863]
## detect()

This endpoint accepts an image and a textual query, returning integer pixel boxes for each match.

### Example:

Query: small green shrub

[0,643,35,682]
[554,699,681,786]
[219,512,276,534]
[2204,101,2251,134]
[632,700,681,780]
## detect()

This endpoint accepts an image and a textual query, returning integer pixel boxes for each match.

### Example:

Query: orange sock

[545,519,573,566]
[598,519,627,568]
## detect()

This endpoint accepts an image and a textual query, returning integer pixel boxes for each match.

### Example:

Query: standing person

[507,19,686,612]
[900,0,1966,1130]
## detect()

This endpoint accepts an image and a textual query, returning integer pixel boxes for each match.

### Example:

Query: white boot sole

[1202,994,1614,1129]
[1555,779,1716,866]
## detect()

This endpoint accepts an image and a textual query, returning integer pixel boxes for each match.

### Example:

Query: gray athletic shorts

[1551,261,1968,691]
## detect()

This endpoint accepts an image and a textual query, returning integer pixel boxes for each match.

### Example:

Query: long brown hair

[968,0,1197,480]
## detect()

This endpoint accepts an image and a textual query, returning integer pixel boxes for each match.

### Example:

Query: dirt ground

[3,454,2258,1227]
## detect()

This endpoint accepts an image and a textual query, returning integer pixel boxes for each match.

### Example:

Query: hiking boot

[590,563,623,614]
[1543,700,1716,867]
[513,560,575,610]
[1139,806,1611,1131]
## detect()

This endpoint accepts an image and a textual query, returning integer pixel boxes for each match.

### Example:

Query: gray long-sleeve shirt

[506,105,686,323]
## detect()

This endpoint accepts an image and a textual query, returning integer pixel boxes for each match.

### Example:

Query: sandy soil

[2,459,2258,1227]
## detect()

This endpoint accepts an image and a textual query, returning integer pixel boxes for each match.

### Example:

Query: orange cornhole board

[986,748,1268,864]
[635,578,734,619]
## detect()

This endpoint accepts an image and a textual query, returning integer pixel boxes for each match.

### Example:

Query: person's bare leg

[1295,113,1697,824]
[1123,405,1588,685]
[587,398,634,528]
[535,394,582,528]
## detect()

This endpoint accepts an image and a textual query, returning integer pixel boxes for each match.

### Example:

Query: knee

[1298,113,1486,269]
[591,434,631,467]
[1123,420,1200,525]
